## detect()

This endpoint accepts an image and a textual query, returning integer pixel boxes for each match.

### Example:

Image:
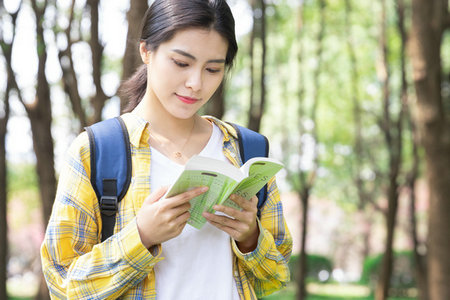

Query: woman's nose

[185,69,202,92]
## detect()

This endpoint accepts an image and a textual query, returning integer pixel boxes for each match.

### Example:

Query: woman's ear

[140,42,151,64]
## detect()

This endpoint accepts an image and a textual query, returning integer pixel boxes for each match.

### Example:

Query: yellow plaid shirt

[41,113,292,299]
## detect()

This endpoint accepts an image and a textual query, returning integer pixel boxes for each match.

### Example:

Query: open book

[165,155,284,229]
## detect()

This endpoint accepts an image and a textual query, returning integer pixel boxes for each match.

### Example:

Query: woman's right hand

[136,186,208,249]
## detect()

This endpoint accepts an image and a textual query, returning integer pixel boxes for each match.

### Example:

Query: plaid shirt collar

[120,112,239,148]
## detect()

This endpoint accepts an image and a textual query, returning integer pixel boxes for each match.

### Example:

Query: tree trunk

[375,181,399,300]
[0,4,14,298]
[0,57,10,300]
[120,0,149,112]
[248,0,266,132]
[396,1,428,299]
[57,0,113,128]
[57,0,87,131]
[296,1,325,299]
[410,1,450,299]
[27,0,56,230]
[86,0,109,124]
[205,81,225,119]
[345,0,375,264]
[407,134,428,300]
[296,187,310,300]
[0,117,7,300]
[375,0,405,298]
[30,1,56,299]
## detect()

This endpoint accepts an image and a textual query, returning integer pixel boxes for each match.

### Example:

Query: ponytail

[120,64,147,113]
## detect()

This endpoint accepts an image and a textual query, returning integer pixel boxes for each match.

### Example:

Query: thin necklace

[149,118,196,159]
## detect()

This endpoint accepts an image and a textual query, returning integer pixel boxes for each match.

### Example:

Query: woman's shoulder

[202,115,239,141]
[66,131,91,161]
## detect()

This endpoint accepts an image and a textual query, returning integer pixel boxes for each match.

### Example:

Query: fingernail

[201,187,209,192]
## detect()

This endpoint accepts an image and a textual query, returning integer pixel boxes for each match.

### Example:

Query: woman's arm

[40,133,161,299]
[203,174,292,297]
[231,177,293,297]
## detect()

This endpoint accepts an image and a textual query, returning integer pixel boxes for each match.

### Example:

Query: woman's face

[142,28,228,120]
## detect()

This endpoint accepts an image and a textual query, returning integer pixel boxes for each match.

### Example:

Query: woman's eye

[173,59,188,68]
[206,68,221,74]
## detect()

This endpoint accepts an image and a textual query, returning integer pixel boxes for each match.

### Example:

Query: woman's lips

[176,94,199,104]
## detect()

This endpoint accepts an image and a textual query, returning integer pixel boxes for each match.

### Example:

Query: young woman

[41,0,292,299]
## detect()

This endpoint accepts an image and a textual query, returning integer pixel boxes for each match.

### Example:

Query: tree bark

[0,4,15,299]
[296,186,310,300]
[27,0,56,233]
[204,81,225,119]
[120,0,149,112]
[407,115,428,300]
[86,0,109,124]
[409,1,450,299]
[345,0,375,265]
[396,1,428,299]
[296,1,325,299]
[57,0,87,130]
[57,0,113,128]
[0,39,11,300]
[4,1,58,299]
[375,0,404,298]
[248,0,266,132]
[0,108,8,300]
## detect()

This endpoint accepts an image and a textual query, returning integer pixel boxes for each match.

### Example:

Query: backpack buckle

[100,196,118,216]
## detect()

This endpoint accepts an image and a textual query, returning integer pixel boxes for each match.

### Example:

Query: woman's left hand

[203,194,260,253]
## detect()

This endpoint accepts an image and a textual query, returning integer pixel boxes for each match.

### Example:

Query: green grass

[8,282,417,300]
[261,282,417,300]
[264,293,416,300]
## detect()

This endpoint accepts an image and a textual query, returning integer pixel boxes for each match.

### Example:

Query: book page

[165,169,239,229]
[222,159,284,209]
[184,155,245,182]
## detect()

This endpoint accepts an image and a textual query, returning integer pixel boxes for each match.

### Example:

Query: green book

[165,155,284,229]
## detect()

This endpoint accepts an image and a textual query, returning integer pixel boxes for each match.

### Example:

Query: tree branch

[57,0,87,129]
[0,2,26,108]
[87,0,108,124]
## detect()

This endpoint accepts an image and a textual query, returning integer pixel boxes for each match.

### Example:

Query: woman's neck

[133,92,197,138]
[132,92,213,163]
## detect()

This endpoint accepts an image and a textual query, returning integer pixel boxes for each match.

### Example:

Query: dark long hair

[120,0,238,113]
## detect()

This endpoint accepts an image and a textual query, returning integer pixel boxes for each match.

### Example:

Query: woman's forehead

[159,28,228,61]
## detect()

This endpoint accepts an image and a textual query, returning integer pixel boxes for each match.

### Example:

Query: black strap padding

[100,179,118,242]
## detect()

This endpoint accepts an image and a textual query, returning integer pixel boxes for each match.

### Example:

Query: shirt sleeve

[40,132,163,299]
[231,177,293,298]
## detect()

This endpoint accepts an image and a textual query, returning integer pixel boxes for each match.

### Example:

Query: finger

[145,186,169,204]
[203,212,243,230]
[173,210,190,225]
[229,194,258,212]
[206,218,240,239]
[167,186,208,207]
[169,202,191,217]
[213,204,245,220]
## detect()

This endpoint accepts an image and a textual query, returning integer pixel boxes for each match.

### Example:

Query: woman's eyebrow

[171,49,226,64]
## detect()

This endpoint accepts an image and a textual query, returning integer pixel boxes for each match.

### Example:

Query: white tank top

[151,124,240,300]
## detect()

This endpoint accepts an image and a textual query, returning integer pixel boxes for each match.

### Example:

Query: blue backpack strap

[228,123,269,218]
[85,117,132,242]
